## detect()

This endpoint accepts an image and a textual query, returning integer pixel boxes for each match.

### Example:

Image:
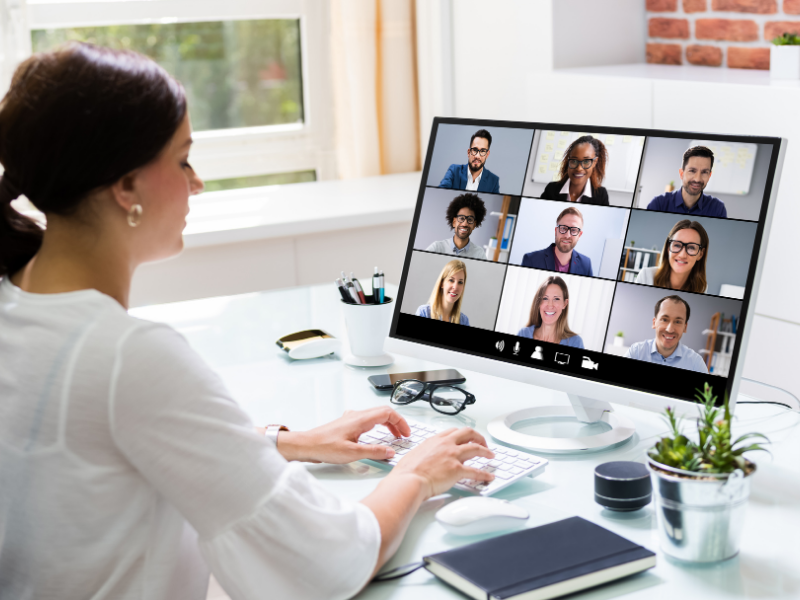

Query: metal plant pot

[647,459,753,563]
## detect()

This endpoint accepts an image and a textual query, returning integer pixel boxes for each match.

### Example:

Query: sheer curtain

[495,268,616,352]
[330,0,420,179]
[0,0,30,96]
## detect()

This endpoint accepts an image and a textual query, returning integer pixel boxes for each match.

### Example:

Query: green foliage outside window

[32,20,304,132]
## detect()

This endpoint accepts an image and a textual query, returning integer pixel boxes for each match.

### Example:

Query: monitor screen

[390,119,782,403]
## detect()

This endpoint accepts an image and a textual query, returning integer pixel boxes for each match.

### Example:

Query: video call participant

[425,193,488,260]
[625,295,708,373]
[646,146,727,218]
[439,129,500,193]
[540,135,609,206]
[416,259,471,325]
[517,275,584,348]
[521,207,593,276]
[636,220,709,293]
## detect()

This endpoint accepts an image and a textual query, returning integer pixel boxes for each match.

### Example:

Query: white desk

[132,284,800,600]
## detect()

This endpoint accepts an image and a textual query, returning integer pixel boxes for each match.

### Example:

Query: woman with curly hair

[540,135,609,206]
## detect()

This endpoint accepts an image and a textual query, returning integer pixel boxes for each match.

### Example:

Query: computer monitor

[385,118,785,453]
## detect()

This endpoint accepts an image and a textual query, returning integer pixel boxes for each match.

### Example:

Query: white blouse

[635,266,708,293]
[0,277,380,600]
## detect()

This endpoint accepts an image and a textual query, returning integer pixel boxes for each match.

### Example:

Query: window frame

[13,0,335,183]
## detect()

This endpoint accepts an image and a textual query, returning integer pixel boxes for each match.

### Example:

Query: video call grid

[400,122,776,381]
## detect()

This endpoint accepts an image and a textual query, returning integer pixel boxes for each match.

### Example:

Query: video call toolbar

[393,120,778,398]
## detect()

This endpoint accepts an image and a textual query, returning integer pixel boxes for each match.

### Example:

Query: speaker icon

[495,340,505,352]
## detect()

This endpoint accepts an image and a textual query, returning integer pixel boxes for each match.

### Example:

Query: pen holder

[341,295,394,367]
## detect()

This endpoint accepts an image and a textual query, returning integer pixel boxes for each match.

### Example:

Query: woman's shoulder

[517,325,535,338]
[589,185,609,204]
[540,180,564,199]
[415,304,431,317]
[562,334,584,348]
[459,312,470,326]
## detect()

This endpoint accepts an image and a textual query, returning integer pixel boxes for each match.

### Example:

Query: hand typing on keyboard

[359,418,548,496]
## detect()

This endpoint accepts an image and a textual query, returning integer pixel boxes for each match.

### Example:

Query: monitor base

[487,396,635,454]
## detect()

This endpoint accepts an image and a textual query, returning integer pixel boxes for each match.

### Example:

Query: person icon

[532,346,544,360]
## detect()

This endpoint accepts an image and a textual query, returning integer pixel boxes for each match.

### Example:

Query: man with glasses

[439,129,500,194]
[625,295,708,373]
[426,193,488,259]
[521,207,593,276]
[646,146,727,218]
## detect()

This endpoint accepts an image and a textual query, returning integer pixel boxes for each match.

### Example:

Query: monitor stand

[487,394,635,454]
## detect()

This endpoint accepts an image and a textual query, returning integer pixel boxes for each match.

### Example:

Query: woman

[416,259,470,325]
[635,220,708,294]
[540,135,609,206]
[0,44,494,599]
[517,276,584,347]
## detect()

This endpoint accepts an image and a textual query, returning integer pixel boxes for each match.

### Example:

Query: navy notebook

[424,516,656,600]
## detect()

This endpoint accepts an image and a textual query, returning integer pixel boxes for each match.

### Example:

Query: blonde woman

[517,275,584,347]
[416,259,470,325]
[635,220,709,294]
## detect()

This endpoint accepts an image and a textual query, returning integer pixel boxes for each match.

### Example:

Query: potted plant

[647,384,769,563]
[770,32,800,79]
[613,331,625,347]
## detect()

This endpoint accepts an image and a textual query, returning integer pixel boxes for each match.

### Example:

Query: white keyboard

[358,418,548,496]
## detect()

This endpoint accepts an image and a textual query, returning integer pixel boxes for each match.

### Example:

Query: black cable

[736,400,794,410]
[372,561,425,582]
[739,377,799,411]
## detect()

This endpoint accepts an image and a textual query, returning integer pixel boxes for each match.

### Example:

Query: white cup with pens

[337,267,394,367]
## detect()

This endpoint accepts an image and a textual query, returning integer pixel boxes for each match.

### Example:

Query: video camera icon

[581,356,599,370]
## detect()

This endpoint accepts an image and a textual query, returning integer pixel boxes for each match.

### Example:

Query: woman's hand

[272,406,412,464]
[389,427,495,499]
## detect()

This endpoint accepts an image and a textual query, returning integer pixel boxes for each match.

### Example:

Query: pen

[341,271,362,304]
[350,272,367,304]
[378,270,385,304]
[373,267,381,304]
[335,278,353,303]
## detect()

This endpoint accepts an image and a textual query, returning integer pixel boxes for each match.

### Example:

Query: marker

[344,278,362,304]
[335,278,352,303]
[350,272,367,304]
[378,270,385,304]
[373,267,381,304]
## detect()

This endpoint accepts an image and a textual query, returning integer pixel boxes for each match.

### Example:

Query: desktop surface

[132,283,800,600]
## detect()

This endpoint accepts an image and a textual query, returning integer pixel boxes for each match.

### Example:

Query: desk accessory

[275,329,340,359]
[358,418,547,496]
[390,379,475,415]
[368,368,466,391]
[647,384,768,562]
[435,497,528,536]
[423,516,655,600]
[594,461,651,511]
[341,294,394,367]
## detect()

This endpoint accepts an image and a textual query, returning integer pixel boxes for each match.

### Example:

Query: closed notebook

[424,516,655,600]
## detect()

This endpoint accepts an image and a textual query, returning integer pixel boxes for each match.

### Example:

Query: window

[4,1,334,191]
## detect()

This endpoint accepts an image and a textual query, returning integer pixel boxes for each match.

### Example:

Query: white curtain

[0,0,31,97]
[495,267,616,352]
[330,0,420,179]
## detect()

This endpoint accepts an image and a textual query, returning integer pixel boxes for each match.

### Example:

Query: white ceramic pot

[341,295,395,367]
[613,336,624,347]
[770,45,800,79]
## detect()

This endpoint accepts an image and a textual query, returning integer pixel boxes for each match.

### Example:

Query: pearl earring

[127,204,143,228]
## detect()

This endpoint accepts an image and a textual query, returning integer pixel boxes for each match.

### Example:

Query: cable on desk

[372,561,425,582]
[739,378,799,412]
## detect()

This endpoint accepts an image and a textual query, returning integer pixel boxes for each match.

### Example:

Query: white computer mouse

[435,497,529,536]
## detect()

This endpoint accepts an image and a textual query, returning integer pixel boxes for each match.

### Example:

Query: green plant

[616,331,624,337]
[772,32,800,46]
[648,383,770,474]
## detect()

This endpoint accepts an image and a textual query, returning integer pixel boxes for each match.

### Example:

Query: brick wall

[646,0,800,69]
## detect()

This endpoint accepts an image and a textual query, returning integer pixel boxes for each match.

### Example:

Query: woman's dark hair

[445,193,487,228]
[0,42,187,277]
[557,135,608,190]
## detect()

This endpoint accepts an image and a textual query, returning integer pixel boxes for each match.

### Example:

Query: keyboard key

[509,466,523,475]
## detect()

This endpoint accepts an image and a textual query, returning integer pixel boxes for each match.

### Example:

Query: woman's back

[0,277,378,599]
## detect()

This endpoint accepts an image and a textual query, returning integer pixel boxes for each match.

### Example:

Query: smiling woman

[635,220,709,294]
[416,259,470,326]
[517,275,584,348]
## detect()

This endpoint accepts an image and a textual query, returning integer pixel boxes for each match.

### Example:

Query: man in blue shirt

[520,207,593,276]
[439,129,501,194]
[646,146,727,218]
[625,295,708,373]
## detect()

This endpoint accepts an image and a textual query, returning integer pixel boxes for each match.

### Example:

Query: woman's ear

[107,170,141,213]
